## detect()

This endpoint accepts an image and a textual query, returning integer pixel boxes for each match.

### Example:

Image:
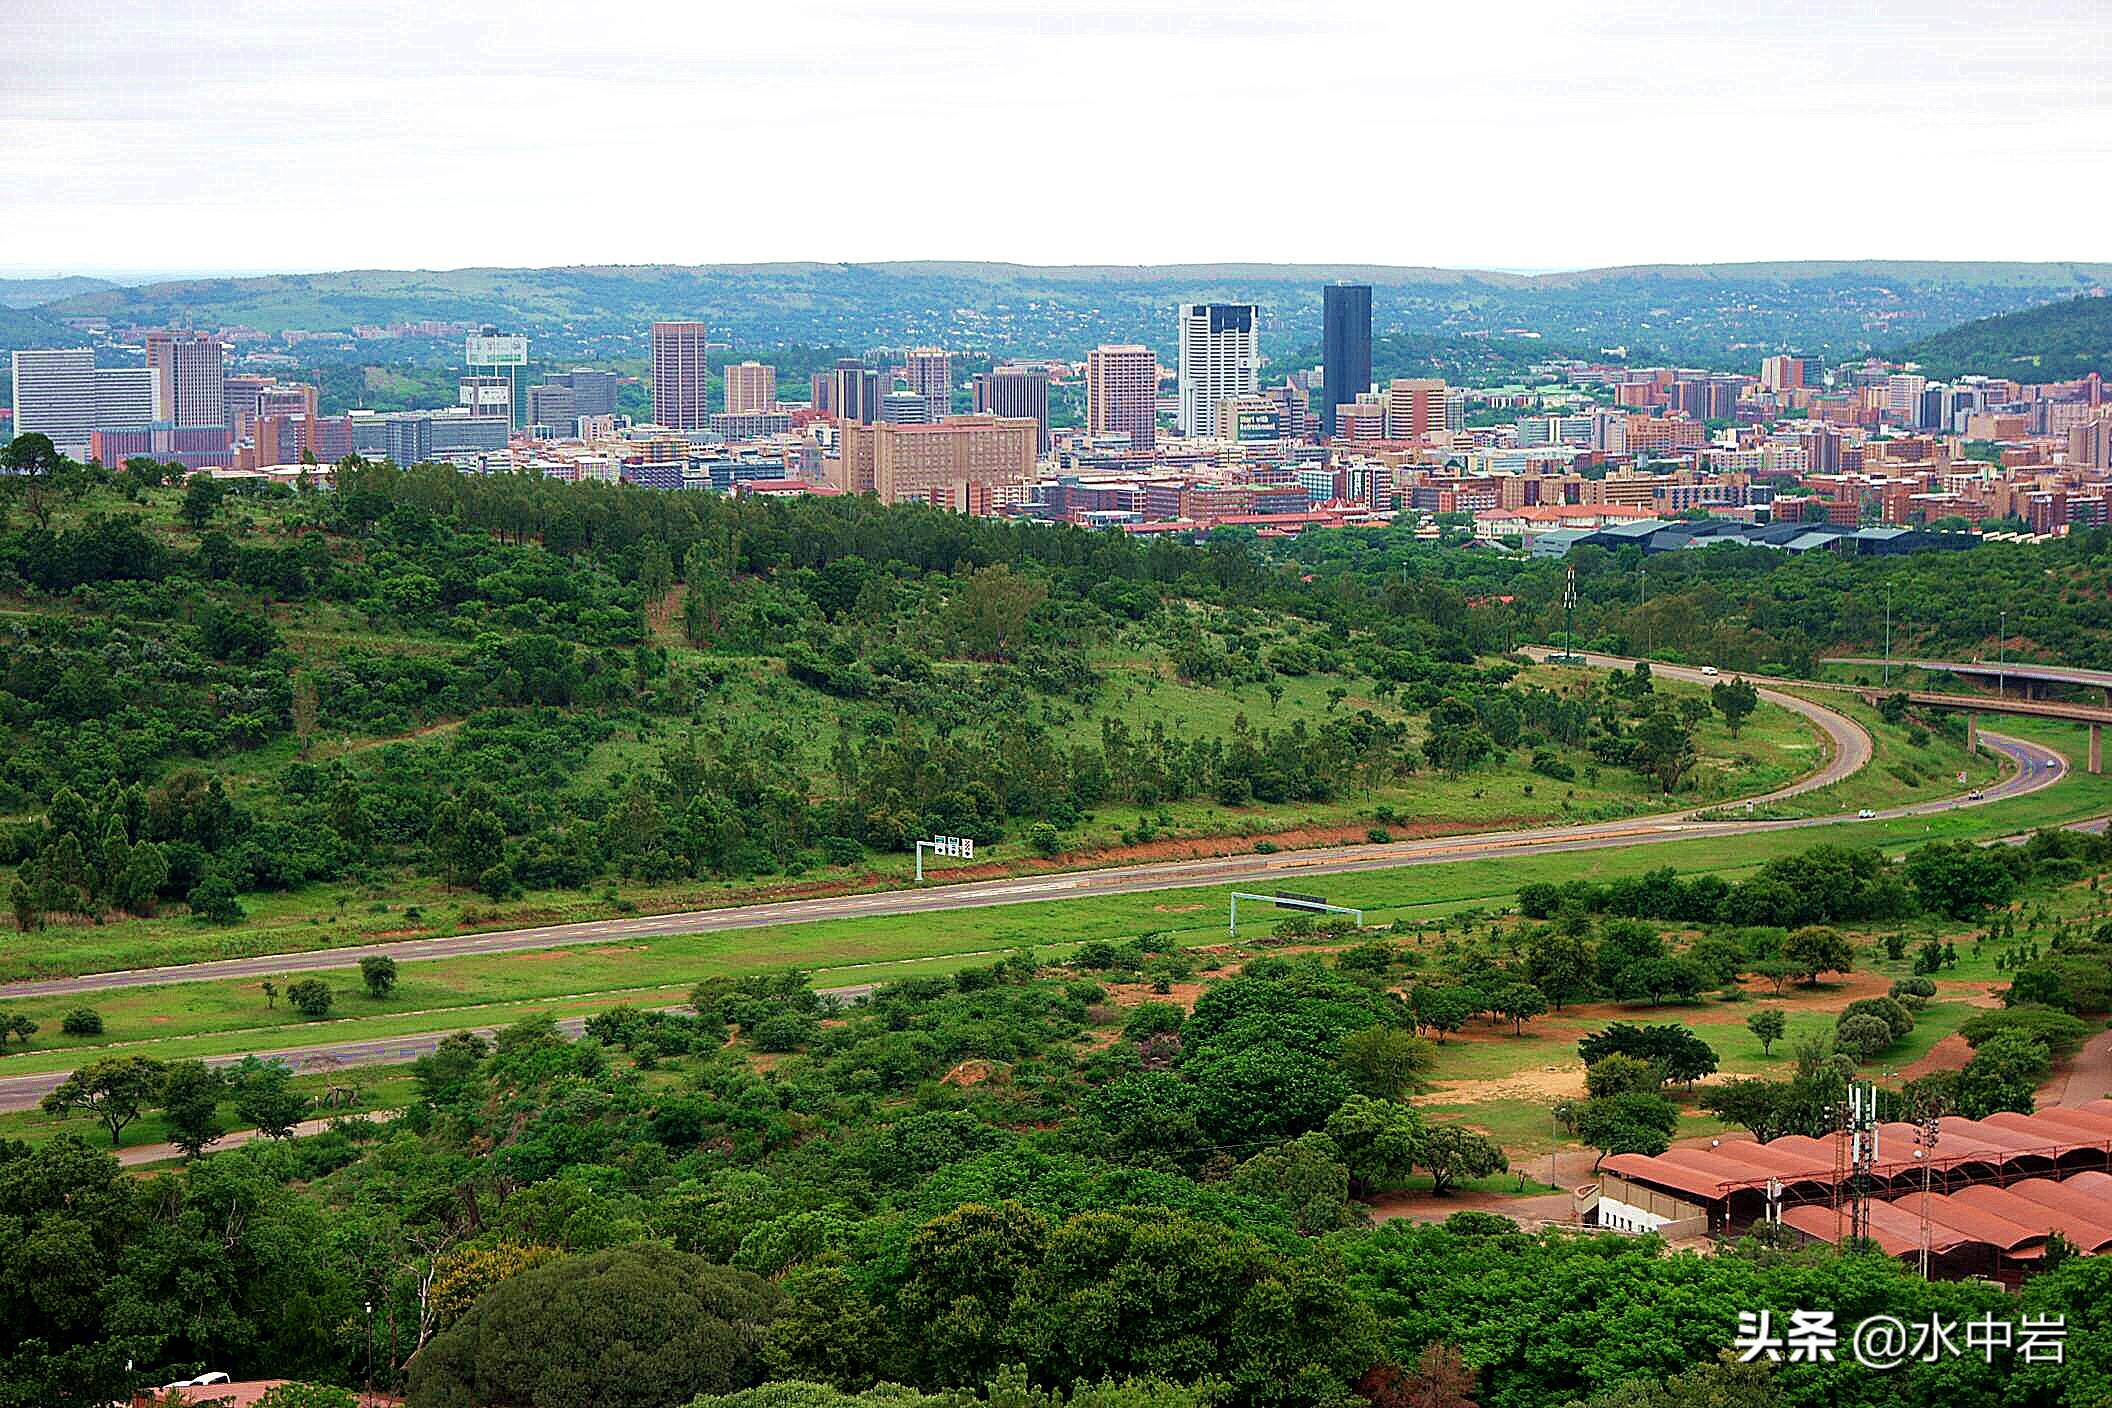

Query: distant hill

[0,303,85,357]
[0,275,115,309]
[1893,292,2112,381]
[31,260,2112,369]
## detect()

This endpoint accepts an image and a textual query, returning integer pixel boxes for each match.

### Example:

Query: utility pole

[1917,1113,1941,1279]
[1561,564,1578,661]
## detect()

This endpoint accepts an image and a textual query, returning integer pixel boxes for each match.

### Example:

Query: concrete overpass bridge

[1828,683,2112,774]
[1830,656,2112,706]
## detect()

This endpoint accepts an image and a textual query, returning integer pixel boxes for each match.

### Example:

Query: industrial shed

[1581,1101,2112,1261]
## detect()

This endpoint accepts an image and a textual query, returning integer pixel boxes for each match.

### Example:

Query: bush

[750,1012,820,1053]
[407,1245,780,1408]
[286,978,333,1017]
[60,1006,104,1037]
[360,955,399,999]
[188,873,245,923]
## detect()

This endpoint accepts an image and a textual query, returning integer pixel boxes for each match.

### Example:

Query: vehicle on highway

[1969,790,1984,800]
[1857,809,1876,819]
[1700,665,1719,676]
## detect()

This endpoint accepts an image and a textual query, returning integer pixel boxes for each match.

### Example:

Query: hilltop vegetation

[1893,291,2112,381]
[26,260,2112,367]
[0,447,1804,967]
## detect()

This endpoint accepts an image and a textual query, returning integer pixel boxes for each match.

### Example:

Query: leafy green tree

[2,1011,37,1046]
[60,1006,103,1036]
[1324,1094,1425,1195]
[229,1055,310,1137]
[159,1059,226,1158]
[1414,1123,1508,1195]
[1583,1053,1662,1099]
[1631,705,1697,793]
[409,1245,781,1408]
[1572,1091,1681,1167]
[9,876,37,932]
[359,955,399,999]
[1524,930,1594,1010]
[1746,1007,1786,1057]
[1709,677,1759,737]
[1336,1025,1436,1100]
[40,1054,167,1144]
[1492,982,1549,1035]
[111,841,169,917]
[180,476,227,529]
[1835,1013,1895,1062]
[1229,1132,1359,1234]
[188,873,245,924]
[1780,925,1854,985]
[285,978,333,1017]
[1952,1031,2051,1119]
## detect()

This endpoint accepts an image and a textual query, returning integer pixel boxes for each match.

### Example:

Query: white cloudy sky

[2,0,2107,278]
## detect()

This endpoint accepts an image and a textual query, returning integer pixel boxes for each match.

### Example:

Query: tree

[1524,930,1594,1010]
[11,877,39,933]
[160,1059,226,1158]
[1746,1007,1787,1057]
[1423,699,1495,777]
[230,1055,310,1137]
[1358,1343,1479,1408]
[1780,925,1854,985]
[409,1245,781,1408]
[1584,1053,1662,1099]
[1408,985,1478,1042]
[1699,1077,1799,1142]
[1337,1025,1436,1100]
[188,873,245,924]
[1952,1032,2051,1119]
[359,955,399,999]
[2,1011,37,1046]
[1710,678,1759,737]
[1414,1123,1507,1195]
[111,842,168,917]
[1573,1091,1680,1168]
[285,978,333,1017]
[1324,1095,1426,1195]
[40,1054,167,1144]
[180,475,226,529]
[1631,706,1697,793]
[1836,1013,1896,1063]
[1492,982,1549,1035]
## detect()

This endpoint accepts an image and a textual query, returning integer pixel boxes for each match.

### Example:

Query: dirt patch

[369,927,429,940]
[1899,1033,1975,1080]
[1100,980,1207,1012]
[1152,903,1209,914]
[942,1059,1008,1087]
[1414,1066,1586,1106]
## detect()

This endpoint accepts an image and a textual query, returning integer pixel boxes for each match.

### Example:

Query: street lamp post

[1999,609,2007,698]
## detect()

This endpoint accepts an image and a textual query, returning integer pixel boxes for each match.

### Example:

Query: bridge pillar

[1965,714,1978,756]
[2092,723,2102,776]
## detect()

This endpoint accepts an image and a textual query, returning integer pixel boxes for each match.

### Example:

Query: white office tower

[10,348,97,457]
[1177,303,1258,438]
[94,367,163,430]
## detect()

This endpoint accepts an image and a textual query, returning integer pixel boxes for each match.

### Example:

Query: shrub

[61,1006,104,1037]
[286,979,333,1017]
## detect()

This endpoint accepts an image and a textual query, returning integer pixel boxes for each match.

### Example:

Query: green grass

[1729,687,2003,818]
[2,1068,417,1152]
[9,718,2109,1080]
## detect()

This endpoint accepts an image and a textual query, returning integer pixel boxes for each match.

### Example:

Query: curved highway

[0,656,2056,1010]
[0,703,2069,1115]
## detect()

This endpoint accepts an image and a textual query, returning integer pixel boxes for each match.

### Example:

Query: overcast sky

[3,0,2107,279]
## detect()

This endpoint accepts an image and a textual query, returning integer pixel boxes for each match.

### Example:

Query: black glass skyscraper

[1321,282,1372,437]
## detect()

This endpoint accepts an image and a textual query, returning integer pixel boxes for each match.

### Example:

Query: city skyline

[4,0,2107,277]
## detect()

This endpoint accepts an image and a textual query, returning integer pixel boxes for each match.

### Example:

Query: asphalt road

[0,654,2054,1012]
[0,659,2073,1114]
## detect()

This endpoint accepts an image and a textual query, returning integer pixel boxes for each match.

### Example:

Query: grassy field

[0,671,1820,985]
[9,715,2110,1086]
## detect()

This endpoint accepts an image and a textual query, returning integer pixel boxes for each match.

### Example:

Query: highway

[1830,656,2112,693]
[0,654,2075,1115]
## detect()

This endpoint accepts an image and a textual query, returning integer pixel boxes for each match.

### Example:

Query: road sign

[1274,890,1329,908]
[915,835,975,880]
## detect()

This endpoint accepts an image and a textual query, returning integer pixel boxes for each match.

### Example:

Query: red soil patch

[942,1059,1007,1086]
[1899,1033,1975,1080]
[1100,981,1207,1012]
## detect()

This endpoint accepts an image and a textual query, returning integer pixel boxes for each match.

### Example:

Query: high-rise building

[92,367,162,431]
[905,348,951,422]
[1383,378,1448,442]
[458,375,513,421]
[650,321,710,430]
[9,348,97,456]
[527,383,578,436]
[836,415,1037,510]
[1177,303,1258,438]
[255,383,319,424]
[1086,344,1157,449]
[829,358,881,424]
[880,388,933,424]
[145,332,226,427]
[223,373,277,431]
[1321,283,1372,437]
[1759,355,1807,392]
[561,370,619,419]
[972,365,1050,453]
[722,361,777,414]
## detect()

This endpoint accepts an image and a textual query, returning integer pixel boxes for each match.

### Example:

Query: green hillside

[1893,291,2112,381]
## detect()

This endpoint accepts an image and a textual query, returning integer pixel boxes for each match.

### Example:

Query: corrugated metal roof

[1951,1183,2112,1252]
